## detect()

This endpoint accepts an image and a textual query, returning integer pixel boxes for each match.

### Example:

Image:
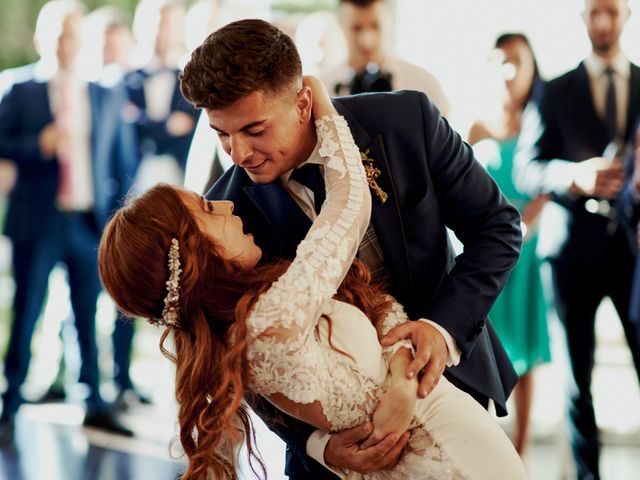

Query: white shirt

[584,51,630,138]
[144,77,176,121]
[280,143,323,220]
[48,72,93,211]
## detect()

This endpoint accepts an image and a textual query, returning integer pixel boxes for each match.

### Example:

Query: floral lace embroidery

[247,115,376,430]
[364,428,468,480]
[379,296,415,362]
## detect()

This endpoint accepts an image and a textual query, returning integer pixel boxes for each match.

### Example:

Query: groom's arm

[248,394,406,477]
[377,91,521,395]
[415,92,521,353]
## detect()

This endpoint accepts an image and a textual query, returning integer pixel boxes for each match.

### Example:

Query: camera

[335,63,393,95]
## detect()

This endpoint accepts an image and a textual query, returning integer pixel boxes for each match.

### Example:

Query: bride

[98,77,526,480]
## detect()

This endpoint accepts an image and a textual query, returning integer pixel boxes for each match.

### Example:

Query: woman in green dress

[468,33,550,457]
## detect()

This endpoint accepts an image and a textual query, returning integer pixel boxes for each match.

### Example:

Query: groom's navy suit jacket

[617,116,640,322]
[208,90,522,477]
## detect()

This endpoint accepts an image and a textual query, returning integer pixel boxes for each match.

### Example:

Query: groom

[180,19,522,478]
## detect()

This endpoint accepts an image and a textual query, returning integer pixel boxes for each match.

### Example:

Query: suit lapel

[334,100,413,296]
[88,83,100,156]
[170,69,184,110]
[88,83,109,211]
[573,63,609,145]
[365,134,413,296]
[127,70,147,109]
[243,182,312,256]
[30,81,54,126]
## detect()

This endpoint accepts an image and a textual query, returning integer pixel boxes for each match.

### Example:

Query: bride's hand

[361,380,417,449]
[303,75,337,119]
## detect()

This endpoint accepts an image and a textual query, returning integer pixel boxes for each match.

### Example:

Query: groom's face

[207,85,314,184]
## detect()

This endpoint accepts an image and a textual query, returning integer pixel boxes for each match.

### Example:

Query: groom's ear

[296,85,313,124]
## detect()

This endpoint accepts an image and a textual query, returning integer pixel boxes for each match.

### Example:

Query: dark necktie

[290,163,326,215]
[604,67,618,141]
[292,164,389,284]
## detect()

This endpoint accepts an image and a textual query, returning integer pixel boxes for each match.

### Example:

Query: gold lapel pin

[360,149,388,204]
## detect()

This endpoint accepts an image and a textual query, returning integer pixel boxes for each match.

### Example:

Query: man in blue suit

[516,1,640,478]
[0,0,137,444]
[180,19,521,478]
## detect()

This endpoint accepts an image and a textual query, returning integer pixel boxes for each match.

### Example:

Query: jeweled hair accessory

[161,238,182,327]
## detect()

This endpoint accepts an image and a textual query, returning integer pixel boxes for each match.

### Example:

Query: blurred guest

[515,1,640,477]
[0,0,137,444]
[97,7,134,84]
[321,0,449,116]
[87,5,150,410]
[468,33,550,458]
[125,0,198,192]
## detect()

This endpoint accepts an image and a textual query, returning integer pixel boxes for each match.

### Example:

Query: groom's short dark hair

[180,19,302,110]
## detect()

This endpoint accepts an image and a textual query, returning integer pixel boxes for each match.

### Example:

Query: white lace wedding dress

[246,116,527,479]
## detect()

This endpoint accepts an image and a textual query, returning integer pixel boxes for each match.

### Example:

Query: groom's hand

[324,421,410,474]
[380,321,447,398]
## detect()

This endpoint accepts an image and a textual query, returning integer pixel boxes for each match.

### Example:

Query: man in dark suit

[124,66,196,178]
[180,19,521,478]
[0,0,137,444]
[515,0,640,478]
[124,0,197,181]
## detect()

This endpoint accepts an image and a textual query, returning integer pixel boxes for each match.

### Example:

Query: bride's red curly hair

[98,183,389,479]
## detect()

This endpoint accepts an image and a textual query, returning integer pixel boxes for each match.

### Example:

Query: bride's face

[179,191,262,269]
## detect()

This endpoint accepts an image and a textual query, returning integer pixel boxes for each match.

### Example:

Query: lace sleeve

[378,296,415,362]
[247,115,372,411]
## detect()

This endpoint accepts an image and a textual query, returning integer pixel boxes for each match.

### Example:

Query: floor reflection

[0,403,184,480]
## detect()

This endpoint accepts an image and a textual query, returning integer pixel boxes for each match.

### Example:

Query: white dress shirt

[144,72,176,121]
[280,143,323,220]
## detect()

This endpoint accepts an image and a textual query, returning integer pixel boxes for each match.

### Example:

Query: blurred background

[1,0,640,479]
